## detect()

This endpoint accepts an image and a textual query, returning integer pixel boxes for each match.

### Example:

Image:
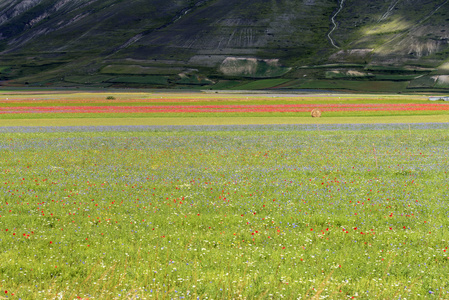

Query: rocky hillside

[1,0,449,91]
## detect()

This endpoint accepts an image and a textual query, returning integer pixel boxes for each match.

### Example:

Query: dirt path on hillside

[328,0,345,49]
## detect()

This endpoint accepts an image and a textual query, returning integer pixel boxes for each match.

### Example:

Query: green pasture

[0,66,11,73]
[63,76,116,84]
[107,76,169,85]
[284,80,410,93]
[0,110,449,121]
[228,79,292,90]
[1,126,449,299]
[0,115,447,127]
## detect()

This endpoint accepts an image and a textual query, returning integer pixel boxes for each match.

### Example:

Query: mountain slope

[1,0,449,90]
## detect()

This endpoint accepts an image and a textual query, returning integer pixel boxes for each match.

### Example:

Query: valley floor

[0,90,448,126]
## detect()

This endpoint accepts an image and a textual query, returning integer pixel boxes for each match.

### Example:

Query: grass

[100,65,181,75]
[0,66,11,73]
[408,76,437,89]
[63,75,116,84]
[285,80,410,93]
[0,115,448,127]
[106,76,169,85]
[372,75,419,81]
[1,125,449,298]
[229,79,290,90]
[208,80,243,90]
[1,110,449,121]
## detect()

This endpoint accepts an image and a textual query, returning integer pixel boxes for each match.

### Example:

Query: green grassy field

[0,90,449,298]
[281,80,410,93]
[1,125,449,299]
[0,115,448,127]
[228,79,290,90]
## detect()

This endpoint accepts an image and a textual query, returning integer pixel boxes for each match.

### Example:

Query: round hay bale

[311,108,322,118]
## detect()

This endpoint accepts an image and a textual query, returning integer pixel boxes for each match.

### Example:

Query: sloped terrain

[0,0,449,90]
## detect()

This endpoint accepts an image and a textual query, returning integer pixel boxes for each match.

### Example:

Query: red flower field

[1,103,449,114]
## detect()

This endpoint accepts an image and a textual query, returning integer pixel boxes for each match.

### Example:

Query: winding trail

[328,0,345,49]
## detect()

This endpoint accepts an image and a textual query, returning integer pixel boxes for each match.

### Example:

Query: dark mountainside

[1,0,449,92]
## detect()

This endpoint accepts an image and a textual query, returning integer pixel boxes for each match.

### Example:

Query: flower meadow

[1,92,448,120]
[0,124,449,299]
[1,103,449,115]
